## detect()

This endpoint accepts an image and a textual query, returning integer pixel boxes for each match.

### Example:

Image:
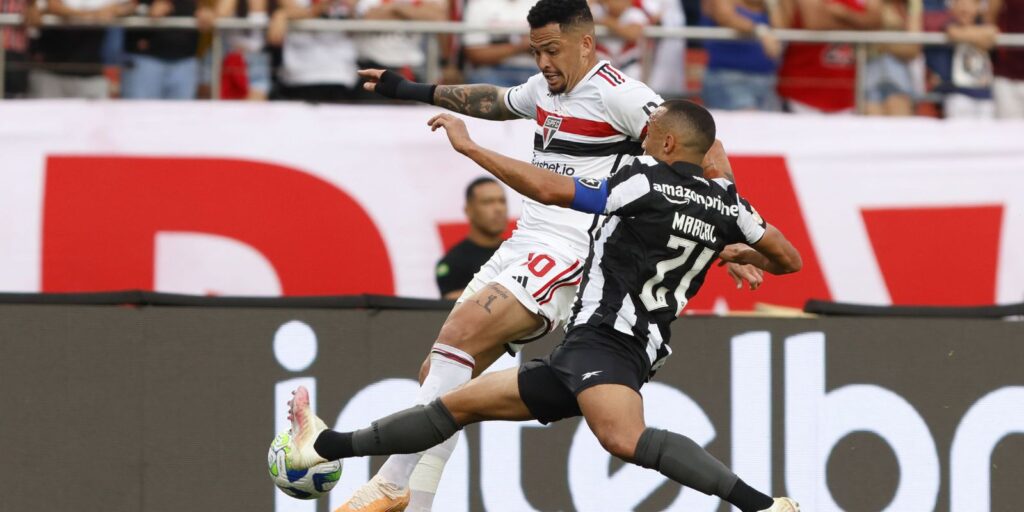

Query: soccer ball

[267,429,343,500]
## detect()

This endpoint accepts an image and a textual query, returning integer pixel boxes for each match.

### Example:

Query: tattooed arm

[433,85,520,121]
[357,68,520,121]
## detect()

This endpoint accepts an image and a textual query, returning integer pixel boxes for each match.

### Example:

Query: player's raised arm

[701,139,736,182]
[359,69,521,121]
[719,225,803,275]
[429,113,581,207]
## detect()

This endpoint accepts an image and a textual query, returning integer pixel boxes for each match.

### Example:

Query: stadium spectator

[592,0,650,79]
[191,0,216,97]
[216,0,273,100]
[435,177,508,300]
[30,0,134,98]
[641,0,687,96]
[863,0,922,115]
[930,0,997,118]
[988,0,1024,117]
[438,0,463,85]
[1,0,36,98]
[352,0,447,99]
[121,0,213,99]
[266,0,287,45]
[700,0,785,111]
[271,0,358,102]
[777,0,883,113]
[461,0,537,87]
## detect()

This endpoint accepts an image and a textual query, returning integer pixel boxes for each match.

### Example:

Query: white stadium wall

[1,101,1023,309]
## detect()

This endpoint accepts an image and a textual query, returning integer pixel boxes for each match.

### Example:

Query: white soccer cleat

[334,474,411,512]
[760,497,800,512]
[285,385,329,470]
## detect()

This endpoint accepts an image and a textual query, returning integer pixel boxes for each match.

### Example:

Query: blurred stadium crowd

[1,0,1022,117]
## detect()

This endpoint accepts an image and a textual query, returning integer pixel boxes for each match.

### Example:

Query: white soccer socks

[376,343,475,501]
[407,433,456,511]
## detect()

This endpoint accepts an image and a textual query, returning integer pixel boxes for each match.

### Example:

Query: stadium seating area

[1,0,1023,117]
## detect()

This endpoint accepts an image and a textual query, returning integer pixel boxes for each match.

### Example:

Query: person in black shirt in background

[436,177,508,299]
[30,0,135,98]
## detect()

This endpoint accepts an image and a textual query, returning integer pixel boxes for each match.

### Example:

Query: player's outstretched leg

[336,345,477,512]
[309,368,531,461]
[289,368,533,510]
[577,384,799,512]
[339,283,542,512]
[282,385,459,512]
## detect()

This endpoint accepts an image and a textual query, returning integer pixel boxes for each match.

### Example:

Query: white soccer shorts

[456,238,584,353]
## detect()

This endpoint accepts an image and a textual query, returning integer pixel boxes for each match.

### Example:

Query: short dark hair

[527,0,594,31]
[465,177,499,202]
[658,99,716,154]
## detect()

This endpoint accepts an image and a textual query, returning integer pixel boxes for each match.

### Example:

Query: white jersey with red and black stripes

[503,60,664,256]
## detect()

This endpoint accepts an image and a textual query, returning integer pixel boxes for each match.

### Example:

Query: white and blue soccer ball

[267,430,343,500]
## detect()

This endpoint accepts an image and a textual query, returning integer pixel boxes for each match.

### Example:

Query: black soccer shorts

[518,324,652,424]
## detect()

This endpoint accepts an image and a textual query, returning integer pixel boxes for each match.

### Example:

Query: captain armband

[570,178,609,214]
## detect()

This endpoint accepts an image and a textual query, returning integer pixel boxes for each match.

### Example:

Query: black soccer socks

[727,478,776,512]
[313,429,352,461]
[632,427,773,512]
[313,399,461,460]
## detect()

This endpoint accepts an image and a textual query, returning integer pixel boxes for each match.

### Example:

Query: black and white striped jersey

[567,155,768,376]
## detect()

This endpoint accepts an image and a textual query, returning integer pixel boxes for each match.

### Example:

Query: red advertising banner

[1,102,1022,309]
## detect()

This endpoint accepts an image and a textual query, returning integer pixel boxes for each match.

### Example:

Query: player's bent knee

[589,420,643,461]
[597,431,640,461]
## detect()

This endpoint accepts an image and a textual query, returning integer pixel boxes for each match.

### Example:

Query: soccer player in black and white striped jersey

[285,100,803,512]
[341,0,764,509]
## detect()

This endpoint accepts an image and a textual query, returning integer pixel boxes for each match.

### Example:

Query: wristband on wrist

[376,69,437,105]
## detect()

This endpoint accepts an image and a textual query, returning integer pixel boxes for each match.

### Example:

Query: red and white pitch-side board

[1,101,1022,310]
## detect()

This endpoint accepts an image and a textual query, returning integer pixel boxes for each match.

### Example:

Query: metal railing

[3,14,1024,109]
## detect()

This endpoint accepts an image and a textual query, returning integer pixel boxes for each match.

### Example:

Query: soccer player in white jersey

[339,1,763,510]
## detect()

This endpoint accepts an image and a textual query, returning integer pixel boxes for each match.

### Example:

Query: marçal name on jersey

[653,182,740,217]
[672,212,717,244]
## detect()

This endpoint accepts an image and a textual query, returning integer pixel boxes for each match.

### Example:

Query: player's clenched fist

[358,69,438,104]
[429,114,476,154]
[726,260,764,290]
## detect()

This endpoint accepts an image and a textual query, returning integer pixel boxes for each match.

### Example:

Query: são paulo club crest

[542,115,563,150]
